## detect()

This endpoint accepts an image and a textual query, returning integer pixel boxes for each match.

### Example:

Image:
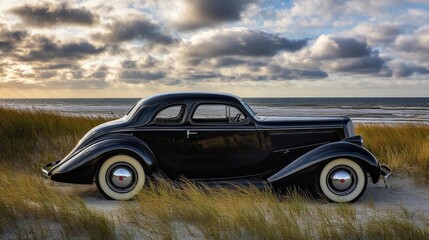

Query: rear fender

[267,141,381,185]
[50,134,155,184]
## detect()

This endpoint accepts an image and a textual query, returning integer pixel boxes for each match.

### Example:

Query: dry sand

[40,175,429,238]
[58,174,429,216]
[360,175,429,214]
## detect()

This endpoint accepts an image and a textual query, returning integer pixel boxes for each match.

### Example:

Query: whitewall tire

[96,155,145,200]
[318,158,367,203]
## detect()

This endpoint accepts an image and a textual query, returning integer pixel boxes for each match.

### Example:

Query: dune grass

[0,168,116,239]
[0,107,108,172]
[0,108,114,239]
[126,179,429,239]
[356,124,429,185]
[1,107,429,239]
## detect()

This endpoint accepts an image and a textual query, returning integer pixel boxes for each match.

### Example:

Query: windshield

[126,103,137,116]
[240,99,257,117]
[125,98,145,118]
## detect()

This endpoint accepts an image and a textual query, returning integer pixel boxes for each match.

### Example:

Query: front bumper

[380,164,391,187]
[380,164,391,179]
[41,160,61,178]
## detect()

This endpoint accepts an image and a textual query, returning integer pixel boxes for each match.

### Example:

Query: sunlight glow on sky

[0,0,428,98]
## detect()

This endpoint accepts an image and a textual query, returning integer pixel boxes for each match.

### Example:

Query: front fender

[50,134,155,184]
[267,141,381,185]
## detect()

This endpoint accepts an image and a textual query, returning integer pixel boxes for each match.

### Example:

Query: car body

[43,92,391,202]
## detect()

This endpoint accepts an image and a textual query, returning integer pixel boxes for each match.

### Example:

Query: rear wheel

[95,155,145,200]
[317,158,367,203]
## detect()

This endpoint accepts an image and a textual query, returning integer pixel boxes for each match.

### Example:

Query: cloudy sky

[0,0,428,98]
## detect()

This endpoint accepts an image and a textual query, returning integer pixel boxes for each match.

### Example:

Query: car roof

[141,91,242,105]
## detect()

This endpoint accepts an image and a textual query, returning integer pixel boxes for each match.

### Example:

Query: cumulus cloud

[391,62,429,78]
[261,65,328,80]
[0,25,27,53]
[71,70,84,79]
[121,56,158,70]
[140,55,158,68]
[349,23,402,44]
[35,70,57,79]
[17,36,105,62]
[172,0,257,30]
[94,18,174,44]
[209,57,248,67]
[328,56,391,75]
[395,25,429,53]
[34,63,78,70]
[183,72,224,80]
[186,28,307,58]
[307,35,391,76]
[392,25,429,68]
[311,35,371,59]
[91,65,109,79]
[10,3,96,27]
[120,70,166,83]
[121,60,137,69]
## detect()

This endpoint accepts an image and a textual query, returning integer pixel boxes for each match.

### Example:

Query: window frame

[189,102,250,126]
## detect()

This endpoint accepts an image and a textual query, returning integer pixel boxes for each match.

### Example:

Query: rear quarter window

[154,105,186,123]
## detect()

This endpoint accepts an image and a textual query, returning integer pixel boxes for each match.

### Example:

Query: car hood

[258,116,347,129]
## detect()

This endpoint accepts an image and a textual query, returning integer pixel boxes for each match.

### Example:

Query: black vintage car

[43,92,390,202]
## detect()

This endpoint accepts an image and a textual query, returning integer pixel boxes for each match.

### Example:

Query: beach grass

[1,107,429,239]
[0,107,108,172]
[0,108,114,239]
[356,124,429,185]
[126,178,429,239]
[0,168,116,239]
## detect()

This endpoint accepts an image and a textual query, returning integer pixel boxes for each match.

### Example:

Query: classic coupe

[43,92,390,202]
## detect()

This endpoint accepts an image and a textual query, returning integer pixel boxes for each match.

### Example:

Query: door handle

[186,130,198,138]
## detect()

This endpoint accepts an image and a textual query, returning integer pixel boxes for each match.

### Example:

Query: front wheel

[95,155,145,200]
[317,158,367,203]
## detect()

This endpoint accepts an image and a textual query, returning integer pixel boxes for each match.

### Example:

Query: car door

[135,104,186,178]
[183,103,264,179]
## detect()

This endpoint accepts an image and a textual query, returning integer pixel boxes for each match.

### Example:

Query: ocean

[1,98,429,123]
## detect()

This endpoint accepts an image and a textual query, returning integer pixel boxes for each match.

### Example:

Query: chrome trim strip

[272,142,329,153]
[190,170,271,181]
[264,125,344,130]
[112,126,344,132]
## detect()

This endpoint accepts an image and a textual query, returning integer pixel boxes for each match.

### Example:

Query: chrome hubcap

[330,170,352,191]
[106,163,137,193]
[327,166,357,196]
[111,167,133,189]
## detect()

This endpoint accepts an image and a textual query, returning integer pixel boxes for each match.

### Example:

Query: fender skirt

[267,141,381,185]
[49,134,155,184]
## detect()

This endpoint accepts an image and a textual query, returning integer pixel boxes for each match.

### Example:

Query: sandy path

[57,175,427,217]
[359,176,429,214]
[43,175,429,239]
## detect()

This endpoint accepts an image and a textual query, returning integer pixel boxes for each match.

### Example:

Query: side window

[154,105,186,123]
[192,104,247,124]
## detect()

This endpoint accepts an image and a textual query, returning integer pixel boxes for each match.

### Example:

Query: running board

[194,179,271,189]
